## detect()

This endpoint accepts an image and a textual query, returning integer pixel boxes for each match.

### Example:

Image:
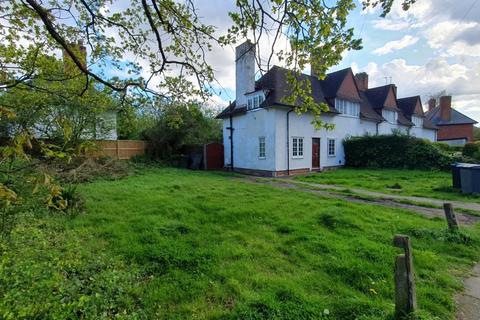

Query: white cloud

[372,35,419,55]
[422,21,480,57]
[371,19,410,31]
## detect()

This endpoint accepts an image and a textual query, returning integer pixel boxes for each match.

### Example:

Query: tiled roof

[215,101,247,119]
[425,106,478,126]
[365,85,398,110]
[217,65,439,131]
[397,96,437,130]
[255,65,335,112]
[320,68,351,98]
[358,91,383,122]
[397,96,421,118]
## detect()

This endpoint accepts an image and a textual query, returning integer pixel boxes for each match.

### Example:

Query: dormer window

[335,99,360,117]
[412,115,423,127]
[247,93,264,110]
[382,110,398,124]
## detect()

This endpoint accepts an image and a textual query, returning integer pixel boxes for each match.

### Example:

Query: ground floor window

[258,137,266,158]
[292,137,304,158]
[327,138,336,157]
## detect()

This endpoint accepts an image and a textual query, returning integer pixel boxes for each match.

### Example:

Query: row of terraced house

[217,41,478,176]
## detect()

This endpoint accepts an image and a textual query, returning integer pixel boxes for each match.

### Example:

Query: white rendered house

[217,41,438,176]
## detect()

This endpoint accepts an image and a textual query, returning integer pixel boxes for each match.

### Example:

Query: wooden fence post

[443,203,459,231]
[116,140,120,159]
[393,234,417,318]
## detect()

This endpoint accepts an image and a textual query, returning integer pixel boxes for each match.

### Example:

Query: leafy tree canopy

[1,0,414,120]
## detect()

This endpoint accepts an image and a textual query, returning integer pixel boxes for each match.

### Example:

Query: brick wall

[437,124,474,142]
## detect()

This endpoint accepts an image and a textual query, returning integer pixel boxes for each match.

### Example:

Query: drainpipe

[286,108,294,176]
[228,101,234,171]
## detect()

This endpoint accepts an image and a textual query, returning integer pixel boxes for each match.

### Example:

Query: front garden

[1,167,479,319]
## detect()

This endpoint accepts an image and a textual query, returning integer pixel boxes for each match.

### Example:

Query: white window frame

[247,93,265,111]
[411,115,423,127]
[327,138,336,157]
[258,137,266,159]
[382,109,398,124]
[292,137,304,158]
[335,99,360,118]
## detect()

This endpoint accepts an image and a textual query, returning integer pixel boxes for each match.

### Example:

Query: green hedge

[463,142,480,160]
[343,135,452,170]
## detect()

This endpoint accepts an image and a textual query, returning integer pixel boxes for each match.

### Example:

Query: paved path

[456,263,480,320]
[291,180,480,212]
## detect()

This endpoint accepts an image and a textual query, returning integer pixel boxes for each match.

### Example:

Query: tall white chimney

[235,40,255,108]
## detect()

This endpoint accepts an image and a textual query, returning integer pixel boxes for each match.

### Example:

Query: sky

[194,0,480,122]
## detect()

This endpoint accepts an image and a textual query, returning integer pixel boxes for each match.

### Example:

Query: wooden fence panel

[90,140,146,160]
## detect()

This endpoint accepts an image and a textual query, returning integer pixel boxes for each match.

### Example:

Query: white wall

[223,108,277,171]
[410,126,437,142]
[96,111,117,140]
[274,108,378,171]
[378,121,408,135]
[223,106,439,173]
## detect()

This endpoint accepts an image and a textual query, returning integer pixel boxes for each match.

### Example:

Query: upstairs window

[247,94,265,110]
[292,137,304,158]
[382,110,398,124]
[412,115,423,127]
[335,99,360,117]
[258,137,266,158]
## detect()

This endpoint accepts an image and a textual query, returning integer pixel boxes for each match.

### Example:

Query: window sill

[258,157,266,160]
[328,154,336,158]
[292,156,304,159]
[338,114,360,119]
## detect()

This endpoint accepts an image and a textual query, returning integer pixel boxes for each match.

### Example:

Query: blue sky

[197,0,480,122]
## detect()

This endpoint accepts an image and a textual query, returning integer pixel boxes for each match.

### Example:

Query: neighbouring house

[425,96,478,146]
[217,40,438,176]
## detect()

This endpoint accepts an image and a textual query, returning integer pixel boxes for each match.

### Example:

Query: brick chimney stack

[428,98,436,111]
[355,72,369,91]
[439,96,452,121]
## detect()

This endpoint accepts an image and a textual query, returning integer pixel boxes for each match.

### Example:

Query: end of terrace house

[217,40,444,177]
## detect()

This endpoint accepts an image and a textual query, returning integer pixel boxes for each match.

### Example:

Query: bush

[463,142,480,160]
[343,135,452,170]
[142,103,221,160]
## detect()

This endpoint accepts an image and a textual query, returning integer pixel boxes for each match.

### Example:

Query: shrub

[463,142,480,160]
[46,183,84,215]
[343,135,452,170]
[432,142,451,152]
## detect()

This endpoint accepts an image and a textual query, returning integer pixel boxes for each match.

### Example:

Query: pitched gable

[383,86,398,110]
[321,68,350,97]
[397,96,423,119]
[413,98,424,116]
[336,69,361,102]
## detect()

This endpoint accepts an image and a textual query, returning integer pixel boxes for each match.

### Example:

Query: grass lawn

[296,168,480,203]
[1,168,480,319]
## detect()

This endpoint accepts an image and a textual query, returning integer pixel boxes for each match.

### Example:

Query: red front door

[312,138,320,169]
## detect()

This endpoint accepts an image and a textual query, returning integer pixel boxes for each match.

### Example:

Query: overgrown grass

[1,168,480,319]
[297,168,480,203]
